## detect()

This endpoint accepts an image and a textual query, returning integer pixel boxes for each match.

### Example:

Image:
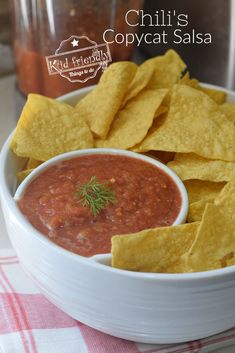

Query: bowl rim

[14,148,189,226]
[1,83,235,281]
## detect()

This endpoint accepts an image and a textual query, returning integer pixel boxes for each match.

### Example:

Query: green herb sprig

[75,176,116,216]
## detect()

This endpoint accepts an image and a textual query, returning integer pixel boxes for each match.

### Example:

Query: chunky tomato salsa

[18,154,182,257]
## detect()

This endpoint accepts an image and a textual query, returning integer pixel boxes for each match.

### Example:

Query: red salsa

[18,154,182,257]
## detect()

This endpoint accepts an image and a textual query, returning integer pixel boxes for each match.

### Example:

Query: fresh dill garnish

[75,176,116,216]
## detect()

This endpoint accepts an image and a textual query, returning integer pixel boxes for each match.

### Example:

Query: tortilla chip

[188,179,235,222]
[187,179,235,223]
[96,89,168,149]
[186,179,228,222]
[179,72,200,89]
[224,257,235,267]
[214,179,235,206]
[179,72,227,104]
[154,104,168,118]
[180,72,227,104]
[76,62,137,139]
[220,102,235,122]
[112,222,199,273]
[10,94,93,161]
[184,201,235,272]
[168,153,235,182]
[121,61,155,107]
[17,169,34,183]
[147,49,186,89]
[26,158,42,169]
[187,199,212,222]
[184,180,226,204]
[201,87,227,105]
[135,84,235,161]
[121,49,185,107]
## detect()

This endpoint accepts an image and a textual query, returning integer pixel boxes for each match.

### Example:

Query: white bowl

[14,148,188,227]
[1,84,235,344]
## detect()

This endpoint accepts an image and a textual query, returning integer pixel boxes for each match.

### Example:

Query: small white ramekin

[14,148,188,227]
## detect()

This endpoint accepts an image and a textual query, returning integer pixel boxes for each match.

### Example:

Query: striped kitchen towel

[0,248,235,353]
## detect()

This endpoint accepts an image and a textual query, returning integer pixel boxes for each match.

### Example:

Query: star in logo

[71,38,79,47]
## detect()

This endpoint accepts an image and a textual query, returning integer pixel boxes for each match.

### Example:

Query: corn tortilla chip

[135,85,235,161]
[220,102,235,122]
[154,104,168,118]
[201,87,227,105]
[180,72,227,104]
[168,153,235,182]
[188,179,234,223]
[121,49,185,107]
[26,158,42,169]
[147,49,186,89]
[187,199,212,222]
[10,94,93,161]
[112,222,199,273]
[179,72,200,90]
[184,180,235,271]
[214,179,235,206]
[184,180,225,204]
[76,62,137,139]
[17,169,34,183]
[96,89,168,149]
[121,61,155,107]
[184,201,235,272]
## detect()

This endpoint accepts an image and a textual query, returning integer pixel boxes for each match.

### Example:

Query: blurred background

[0,0,234,102]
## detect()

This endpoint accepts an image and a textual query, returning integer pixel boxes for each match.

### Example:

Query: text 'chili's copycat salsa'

[18,154,182,257]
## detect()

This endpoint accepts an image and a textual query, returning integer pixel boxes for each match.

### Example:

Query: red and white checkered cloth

[0,248,235,353]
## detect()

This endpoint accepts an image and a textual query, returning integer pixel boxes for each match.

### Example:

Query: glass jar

[11,0,143,98]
